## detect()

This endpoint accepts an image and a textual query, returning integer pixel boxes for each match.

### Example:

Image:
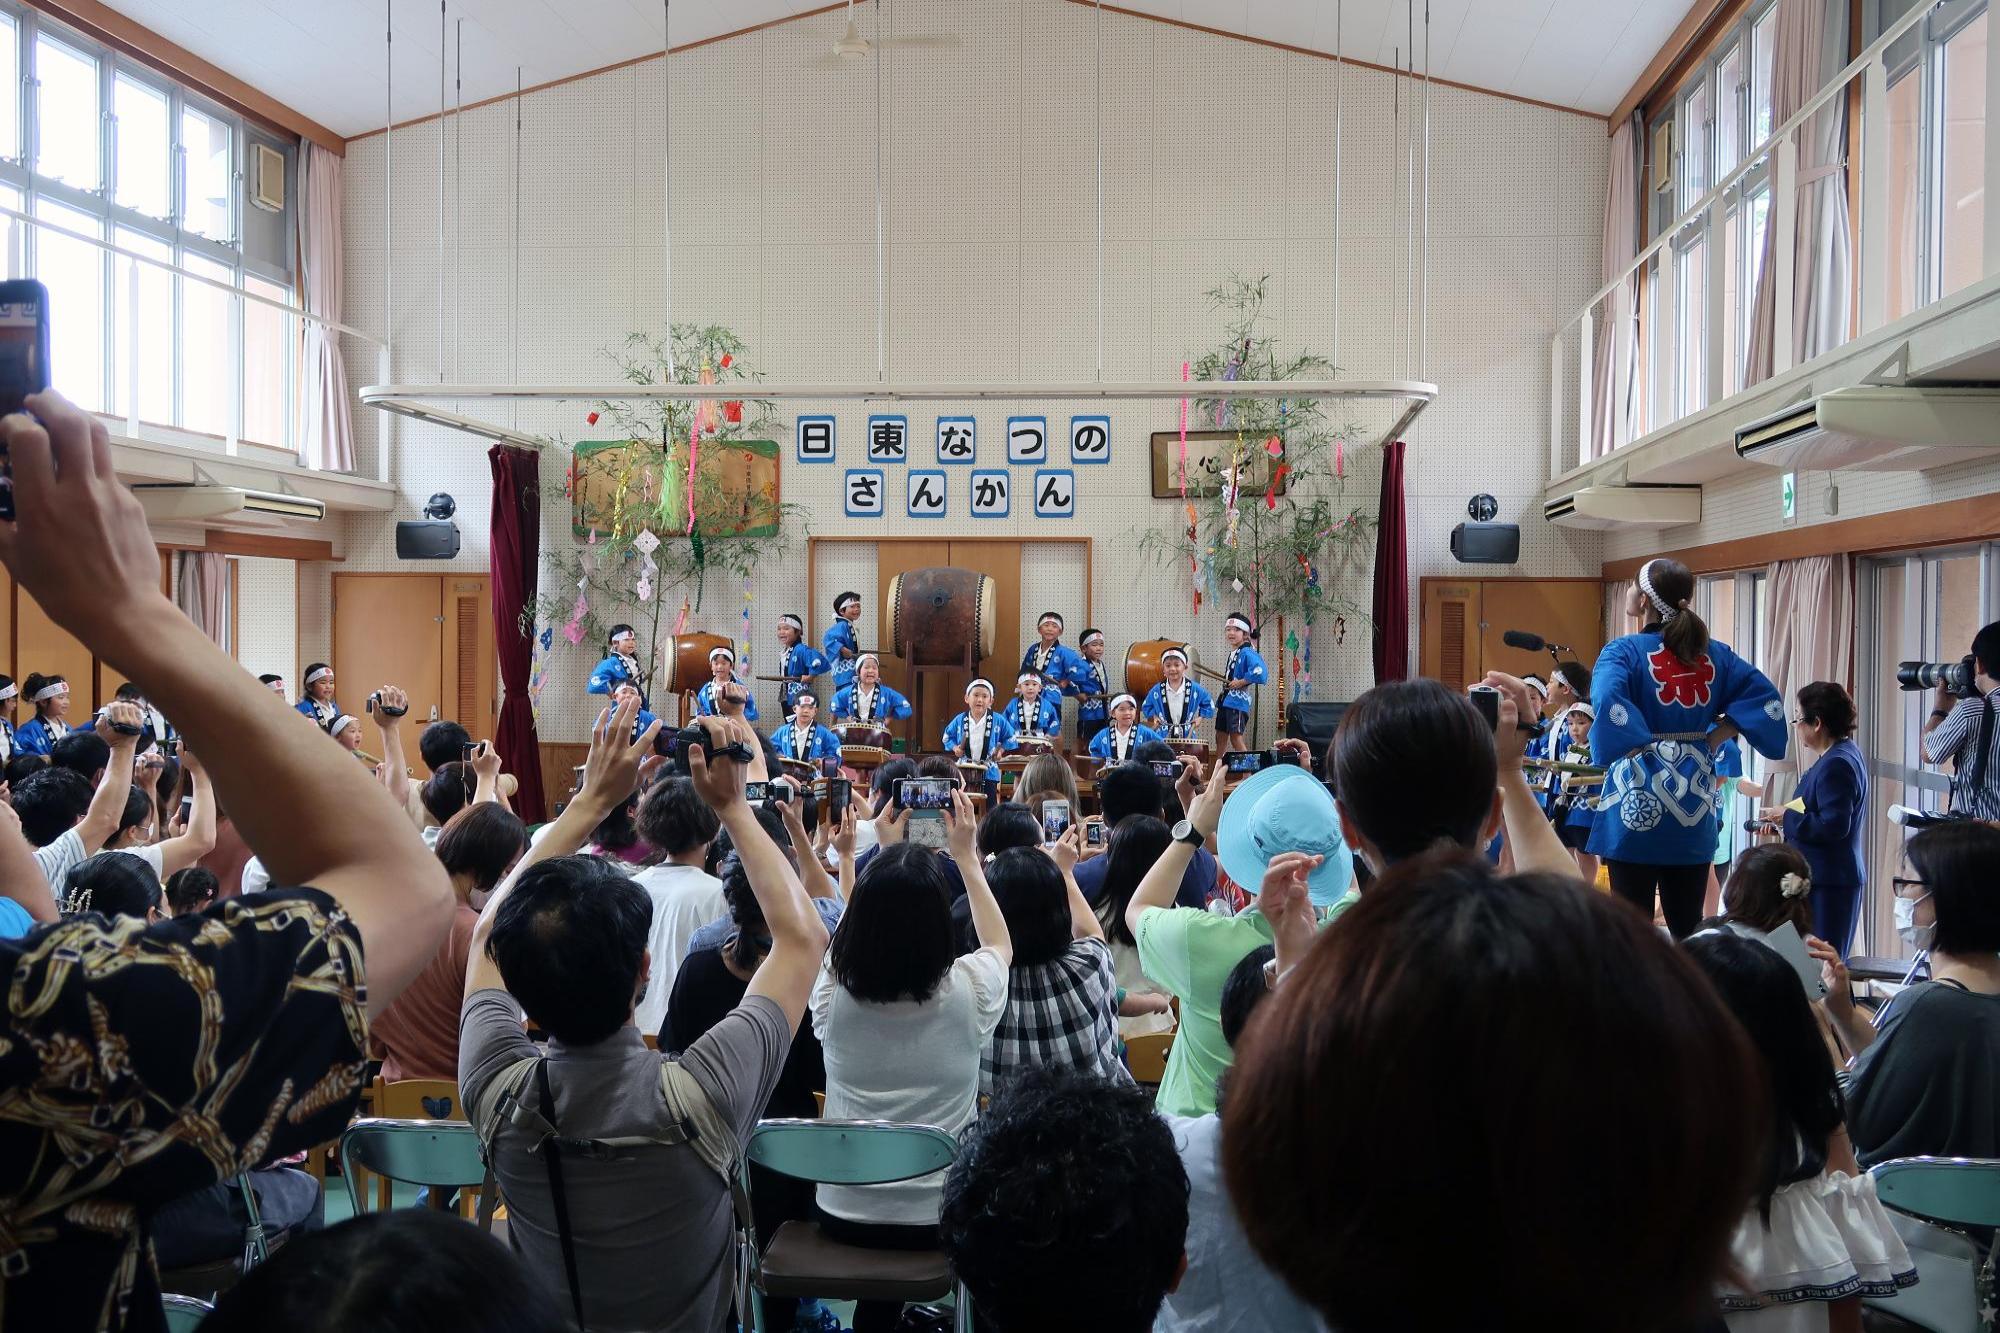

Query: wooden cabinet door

[1420,581,1480,692]
[333,575,446,725]
[441,576,496,731]
[17,587,96,714]
[1478,580,1607,683]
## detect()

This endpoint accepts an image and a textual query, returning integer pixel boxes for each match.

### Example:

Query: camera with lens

[1897,656,1978,698]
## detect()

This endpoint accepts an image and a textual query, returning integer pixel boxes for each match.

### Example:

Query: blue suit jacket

[1783,738,1867,888]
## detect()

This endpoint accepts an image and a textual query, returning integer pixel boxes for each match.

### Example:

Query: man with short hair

[1072,761,1215,909]
[1922,620,2000,822]
[461,702,830,1332]
[629,776,727,1032]
[941,1066,1190,1333]
[418,718,473,775]
[17,698,143,894]
[48,729,111,783]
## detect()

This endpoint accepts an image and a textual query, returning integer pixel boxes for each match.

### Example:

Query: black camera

[668,723,755,774]
[366,690,409,718]
[1898,656,1978,698]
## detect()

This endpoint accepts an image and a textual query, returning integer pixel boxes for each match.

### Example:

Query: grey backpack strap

[473,1057,541,1234]
[658,1059,741,1185]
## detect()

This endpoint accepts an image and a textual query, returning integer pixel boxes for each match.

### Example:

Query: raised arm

[687,720,829,1028]
[72,700,142,854]
[151,751,216,877]
[1049,824,1103,942]
[372,686,413,810]
[466,696,661,999]
[775,780,837,900]
[948,789,1012,964]
[469,739,508,809]
[0,392,454,1014]
[1126,771,1224,939]
[1482,672,1581,879]
[0,797,56,922]
[833,804,858,900]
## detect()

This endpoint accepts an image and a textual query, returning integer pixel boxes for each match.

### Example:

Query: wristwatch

[1172,819,1205,849]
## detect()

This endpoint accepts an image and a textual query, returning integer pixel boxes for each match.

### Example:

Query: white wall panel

[337,0,1608,741]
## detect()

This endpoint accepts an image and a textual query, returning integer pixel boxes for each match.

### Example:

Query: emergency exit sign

[1780,471,1796,520]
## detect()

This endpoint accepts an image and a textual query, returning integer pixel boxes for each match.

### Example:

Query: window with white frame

[1877,0,1990,320]
[1651,0,1784,409]
[0,3,298,447]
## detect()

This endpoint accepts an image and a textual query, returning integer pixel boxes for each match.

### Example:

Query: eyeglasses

[1891,876,1928,896]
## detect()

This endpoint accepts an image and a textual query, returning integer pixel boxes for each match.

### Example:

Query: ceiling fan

[811,0,960,68]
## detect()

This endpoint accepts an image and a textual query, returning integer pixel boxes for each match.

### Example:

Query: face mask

[1894,892,1936,951]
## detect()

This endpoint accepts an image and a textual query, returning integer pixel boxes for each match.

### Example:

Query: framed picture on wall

[570,437,782,539]
[1148,431,1291,500]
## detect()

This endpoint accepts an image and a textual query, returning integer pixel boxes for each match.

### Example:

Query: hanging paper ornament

[636,575,654,603]
[1264,435,1283,457]
[632,529,661,556]
[673,597,692,638]
[562,619,585,646]
[1231,578,1244,593]
[586,411,600,426]
[1334,438,1345,479]
[723,400,743,424]
[694,360,720,437]
[719,353,733,369]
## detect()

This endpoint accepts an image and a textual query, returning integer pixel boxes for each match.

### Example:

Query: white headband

[304,667,334,686]
[835,594,861,612]
[710,647,736,663]
[1636,560,1677,620]
[1038,614,1064,628]
[966,678,994,699]
[1567,703,1595,719]
[1016,672,1040,687]
[1523,675,1548,698]
[0,683,15,702]
[1110,693,1137,712]
[795,692,818,707]
[1161,648,1189,665]
[31,681,68,703]
[1226,614,1253,634]
[1081,631,1104,647]
[328,714,360,736]
[856,653,880,670]
[779,614,803,631]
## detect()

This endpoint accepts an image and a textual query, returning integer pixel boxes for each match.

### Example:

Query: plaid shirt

[981,936,1130,1096]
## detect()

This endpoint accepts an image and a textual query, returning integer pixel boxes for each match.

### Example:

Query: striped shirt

[1927,687,2000,821]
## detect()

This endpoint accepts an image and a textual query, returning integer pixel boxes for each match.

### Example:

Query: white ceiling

[99,0,1700,138]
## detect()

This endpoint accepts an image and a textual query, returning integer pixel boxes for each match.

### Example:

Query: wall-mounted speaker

[1450,522,1520,564]
[395,520,461,559]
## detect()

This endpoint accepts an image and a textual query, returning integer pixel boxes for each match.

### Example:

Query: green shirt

[1136,889,1359,1116]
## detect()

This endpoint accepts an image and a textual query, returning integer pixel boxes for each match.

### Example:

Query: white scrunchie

[1779,872,1811,899]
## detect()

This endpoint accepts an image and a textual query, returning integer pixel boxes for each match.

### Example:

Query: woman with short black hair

[1845,821,2000,1167]
[812,795,1011,1333]
[1760,681,1867,957]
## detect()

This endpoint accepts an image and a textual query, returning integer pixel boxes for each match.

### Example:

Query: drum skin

[670,632,736,694]
[887,568,998,668]
[1123,639,1194,703]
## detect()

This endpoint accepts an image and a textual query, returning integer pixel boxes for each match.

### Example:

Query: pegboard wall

[332,0,1610,741]
[234,557,297,681]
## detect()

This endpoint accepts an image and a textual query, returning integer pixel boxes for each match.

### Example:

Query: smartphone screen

[907,812,949,849]
[178,797,193,824]
[827,777,851,817]
[1225,751,1265,775]
[899,777,952,810]
[1041,799,1071,843]
[0,281,49,521]
[1085,819,1105,847]
[1150,759,1180,779]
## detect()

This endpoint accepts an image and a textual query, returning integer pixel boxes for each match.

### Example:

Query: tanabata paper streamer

[1334,438,1345,479]
[739,577,753,678]
[673,597,691,638]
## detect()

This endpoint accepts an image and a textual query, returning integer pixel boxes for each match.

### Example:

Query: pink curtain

[1605,579,1644,644]
[299,143,356,473]
[1760,554,1854,795]
[175,552,232,652]
[1592,114,1643,459]
[1744,0,1851,384]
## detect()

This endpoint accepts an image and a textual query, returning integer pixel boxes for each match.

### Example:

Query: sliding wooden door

[1420,577,1606,690]
[332,574,495,731]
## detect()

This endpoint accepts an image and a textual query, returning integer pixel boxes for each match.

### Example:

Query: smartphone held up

[0,278,52,521]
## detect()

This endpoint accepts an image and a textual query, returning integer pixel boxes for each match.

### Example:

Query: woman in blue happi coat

[1588,558,1786,939]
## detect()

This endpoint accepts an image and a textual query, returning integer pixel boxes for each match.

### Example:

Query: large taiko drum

[837,722,894,776]
[887,568,997,669]
[669,632,735,694]
[1124,639,1194,704]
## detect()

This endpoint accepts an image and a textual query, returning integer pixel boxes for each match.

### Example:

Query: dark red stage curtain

[1371,438,1410,684]
[489,443,549,824]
